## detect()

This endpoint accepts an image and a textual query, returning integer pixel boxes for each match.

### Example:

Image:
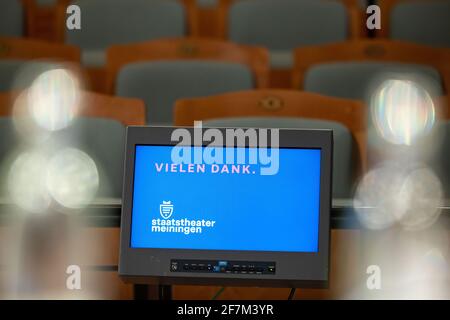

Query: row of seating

[3,0,448,88]
[2,1,449,53]
[1,36,449,96]
[1,89,449,199]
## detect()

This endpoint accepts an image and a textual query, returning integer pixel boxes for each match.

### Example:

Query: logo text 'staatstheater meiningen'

[151,201,216,235]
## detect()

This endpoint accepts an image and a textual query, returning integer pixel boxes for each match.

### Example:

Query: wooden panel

[70,228,120,267]
[197,6,220,38]
[80,271,133,300]
[269,69,292,89]
[85,67,108,94]
[0,224,130,299]
[0,270,132,299]
[22,0,63,42]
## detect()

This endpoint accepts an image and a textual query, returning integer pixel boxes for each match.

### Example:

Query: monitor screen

[130,145,322,253]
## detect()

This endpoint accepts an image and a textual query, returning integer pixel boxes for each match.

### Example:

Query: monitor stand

[133,284,172,300]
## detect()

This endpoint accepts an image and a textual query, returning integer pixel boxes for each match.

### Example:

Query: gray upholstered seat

[116,61,254,125]
[390,0,450,47]
[66,0,186,67]
[228,0,348,68]
[203,117,356,198]
[0,60,64,92]
[0,0,23,36]
[303,62,444,100]
[0,117,125,198]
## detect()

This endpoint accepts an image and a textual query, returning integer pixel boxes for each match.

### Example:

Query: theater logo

[160,201,174,219]
[152,201,216,235]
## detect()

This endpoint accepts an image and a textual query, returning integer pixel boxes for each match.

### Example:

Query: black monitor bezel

[119,126,332,288]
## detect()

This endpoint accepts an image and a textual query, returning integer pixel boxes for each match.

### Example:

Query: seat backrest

[304,62,444,100]
[174,89,367,171]
[116,61,254,125]
[379,0,450,47]
[65,0,187,50]
[292,40,450,94]
[227,0,349,50]
[203,116,355,197]
[218,0,362,39]
[106,37,269,93]
[0,0,23,37]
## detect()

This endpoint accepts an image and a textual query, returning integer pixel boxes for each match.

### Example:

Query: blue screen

[130,145,321,252]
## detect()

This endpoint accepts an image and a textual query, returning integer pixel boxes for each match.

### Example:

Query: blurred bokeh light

[7,151,51,214]
[394,166,442,230]
[27,68,80,132]
[46,148,99,209]
[371,79,435,146]
[354,162,443,231]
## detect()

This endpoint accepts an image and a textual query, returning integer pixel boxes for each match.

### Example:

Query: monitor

[119,126,332,288]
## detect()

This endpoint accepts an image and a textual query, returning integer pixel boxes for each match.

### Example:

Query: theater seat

[227,0,350,68]
[303,62,444,100]
[204,117,355,198]
[116,61,254,125]
[0,0,23,36]
[65,0,187,67]
[389,0,450,47]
